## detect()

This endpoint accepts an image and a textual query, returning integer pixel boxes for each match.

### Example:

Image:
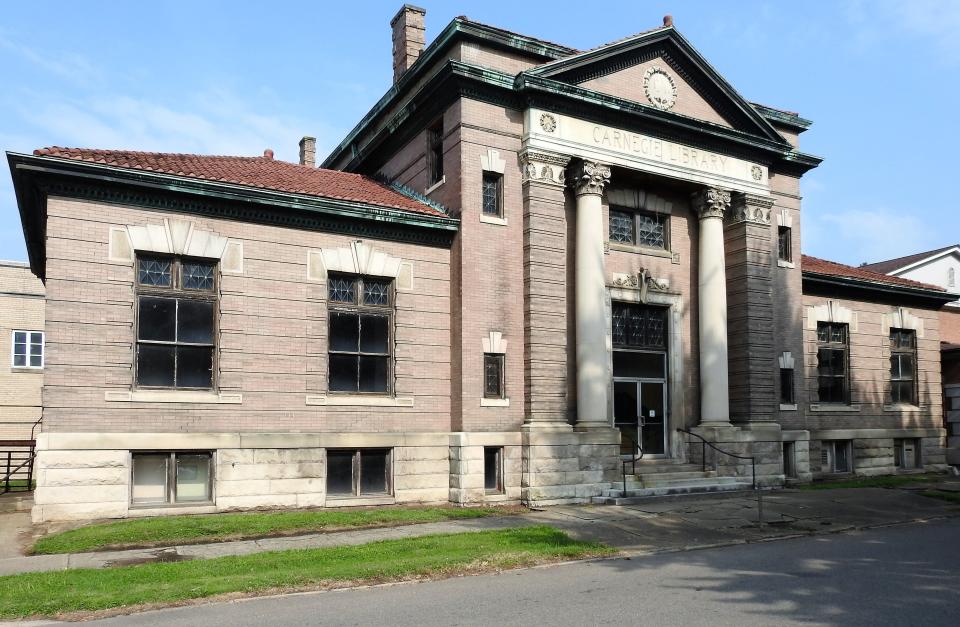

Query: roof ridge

[801,254,945,292]
[860,244,958,270]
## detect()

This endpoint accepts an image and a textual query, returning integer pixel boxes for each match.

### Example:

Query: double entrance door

[614,379,667,457]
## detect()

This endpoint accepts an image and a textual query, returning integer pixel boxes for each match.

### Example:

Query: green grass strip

[32,507,508,555]
[797,473,947,491]
[920,489,960,504]
[1,526,613,619]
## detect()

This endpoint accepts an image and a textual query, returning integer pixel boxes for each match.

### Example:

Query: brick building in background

[0,260,44,441]
[7,6,957,522]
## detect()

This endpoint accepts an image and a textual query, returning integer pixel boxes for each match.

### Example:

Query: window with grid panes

[816,322,849,404]
[612,303,667,349]
[483,353,504,399]
[328,274,393,394]
[481,172,503,217]
[608,206,668,250]
[889,328,917,405]
[11,330,43,368]
[135,255,217,389]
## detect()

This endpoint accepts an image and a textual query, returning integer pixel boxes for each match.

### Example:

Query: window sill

[325,495,395,507]
[306,395,414,407]
[10,367,42,373]
[608,242,673,258]
[779,403,798,411]
[128,503,217,516]
[777,259,795,269]
[480,397,510,407]
[105,390,242,404]
[424,176,445,195]
[883,404,922,412]
[479,214,508,226]
[809,403,861,412]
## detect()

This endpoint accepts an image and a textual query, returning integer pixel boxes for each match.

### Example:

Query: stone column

[520,150,573,430]
[692,187,732,425]
[725,193,777,421]
[569,160,611,429]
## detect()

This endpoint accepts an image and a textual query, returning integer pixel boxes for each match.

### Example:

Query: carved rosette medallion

[750,165,763,181]
[539,113,557,133]
[728,193,775,225]
[691,187,731,220]
[643,66,678,110]
[569,160,611,197]
[521,151,569,186]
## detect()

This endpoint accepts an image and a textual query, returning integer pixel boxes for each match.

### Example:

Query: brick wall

[42,197,452,434]
[0,262,44,439]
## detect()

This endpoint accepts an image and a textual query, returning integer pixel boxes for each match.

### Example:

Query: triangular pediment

[526,27,786,144]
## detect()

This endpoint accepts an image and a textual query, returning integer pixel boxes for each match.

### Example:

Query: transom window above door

[609,207,669,250]
[612,303,667,349]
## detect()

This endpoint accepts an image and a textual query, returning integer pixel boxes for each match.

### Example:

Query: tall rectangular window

[890,328,917,405]
[780,367,795,405]
[11,330,43,369]
[816,322,849,404]
[426,121,443,184]
[483,353,504,399]
[608,207,668,250]
[777,226,792,262]
[328,274,393,394]
[481,172,503,218]
[136,255,216,389]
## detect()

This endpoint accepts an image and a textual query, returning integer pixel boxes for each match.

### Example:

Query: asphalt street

[83,518,960,627]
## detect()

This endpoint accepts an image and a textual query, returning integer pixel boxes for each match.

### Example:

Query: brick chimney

[299,136,316,168]
[391,4,426,84]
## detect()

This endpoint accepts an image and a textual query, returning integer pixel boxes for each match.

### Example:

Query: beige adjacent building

[7,7,955,522]
[0,260,44,443]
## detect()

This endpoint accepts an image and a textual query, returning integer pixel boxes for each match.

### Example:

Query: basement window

[484,447,504,494]
[820,440,853,474]
[131,451,212,506]
[894,438,922,470]
[326,449,391,497]
[782,442,797,479]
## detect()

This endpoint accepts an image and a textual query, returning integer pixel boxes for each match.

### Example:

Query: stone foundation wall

[521,428,620,506]
[809,428,948,479]
[945,384,960,465]
[687,424,787,487]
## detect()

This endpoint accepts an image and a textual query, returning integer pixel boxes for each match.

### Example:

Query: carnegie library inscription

[526,109,768,193]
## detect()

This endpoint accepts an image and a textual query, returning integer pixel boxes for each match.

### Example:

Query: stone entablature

[523,108,770,195]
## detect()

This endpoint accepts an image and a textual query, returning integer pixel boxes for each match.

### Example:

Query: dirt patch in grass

[31,505,526,555]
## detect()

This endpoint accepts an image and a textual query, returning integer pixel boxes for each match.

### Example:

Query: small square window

[182,261,216,290]
[609,210,635,244]
[484,447,503,494]
[131,452,212,506]
[326,449,392,497]
[138,257,172,287]
[484,353,504,399]
[894,438,922,470]
[11,330,44,369]
[482,172,503,218]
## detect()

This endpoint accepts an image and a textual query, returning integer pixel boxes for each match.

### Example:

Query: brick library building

[8,7,956,522]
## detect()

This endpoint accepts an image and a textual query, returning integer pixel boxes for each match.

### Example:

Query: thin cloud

[803,206,938,266]
[843,0,960,64]
[0,33,102,86]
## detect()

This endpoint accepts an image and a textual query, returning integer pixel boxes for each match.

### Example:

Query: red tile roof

[802,255,945,291]
[859,245,958,275]
[32,147,449,218]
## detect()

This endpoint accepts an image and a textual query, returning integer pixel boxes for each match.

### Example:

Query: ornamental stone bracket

[520,150,569,187]
[568,160,611,197]
[610,270,672,303]
[690,187,731,220]
[728,193,775,225]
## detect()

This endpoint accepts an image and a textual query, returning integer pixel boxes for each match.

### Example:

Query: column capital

[568,160,611,197]
[728,192,775,225]
[691,187,731,220]
[520,150,570,187]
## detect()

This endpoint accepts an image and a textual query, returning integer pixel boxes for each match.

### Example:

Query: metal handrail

[676,427,756,490]
[620,426,643,494]
[0,417,40,494]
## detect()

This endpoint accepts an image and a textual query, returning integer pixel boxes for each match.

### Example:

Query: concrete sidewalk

[0,481,958,577]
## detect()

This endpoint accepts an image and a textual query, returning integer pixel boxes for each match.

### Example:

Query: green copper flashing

[802,271,955,306]
[751,103,813,132]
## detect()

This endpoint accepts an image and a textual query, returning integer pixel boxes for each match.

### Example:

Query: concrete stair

[593,459,753,505]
